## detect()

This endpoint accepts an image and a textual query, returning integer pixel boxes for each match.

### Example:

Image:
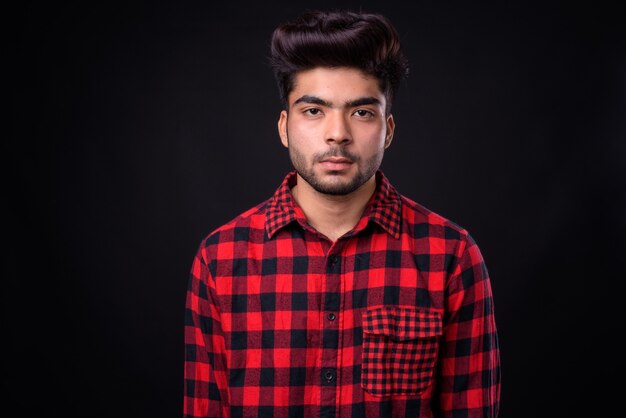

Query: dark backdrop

[6,1,625,417]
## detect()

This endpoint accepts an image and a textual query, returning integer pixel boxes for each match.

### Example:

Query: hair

[269,10,409,113]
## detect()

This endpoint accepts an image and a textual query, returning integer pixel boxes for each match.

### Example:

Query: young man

[184,10,500,418]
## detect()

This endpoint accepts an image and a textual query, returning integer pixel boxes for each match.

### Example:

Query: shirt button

[324,369,335,383]
[329,256,338,265]
[327,313,336,321]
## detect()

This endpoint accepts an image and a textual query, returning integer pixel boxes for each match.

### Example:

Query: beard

[288,144,383,196]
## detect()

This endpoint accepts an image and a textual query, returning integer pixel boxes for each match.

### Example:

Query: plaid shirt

[184,171,500,418]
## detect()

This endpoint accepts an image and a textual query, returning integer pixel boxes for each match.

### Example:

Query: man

[184,10,500,418]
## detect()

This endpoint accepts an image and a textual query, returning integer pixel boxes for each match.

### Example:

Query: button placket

[321,250,341,397]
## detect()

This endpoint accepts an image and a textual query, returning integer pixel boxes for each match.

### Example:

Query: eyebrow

[292,95,381,108]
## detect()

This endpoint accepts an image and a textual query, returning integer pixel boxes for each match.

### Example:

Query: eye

[304,108,322,116]
[354,109,374,118]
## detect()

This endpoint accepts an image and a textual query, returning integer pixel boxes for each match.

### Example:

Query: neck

[291,173,377,242]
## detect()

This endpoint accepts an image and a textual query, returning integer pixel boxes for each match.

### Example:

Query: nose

[324,112,352,145]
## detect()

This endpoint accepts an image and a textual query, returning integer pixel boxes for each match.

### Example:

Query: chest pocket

[361,306,442,397]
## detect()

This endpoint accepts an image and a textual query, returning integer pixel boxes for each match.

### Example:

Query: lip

[320,157,352,163]
[319,158,353,171]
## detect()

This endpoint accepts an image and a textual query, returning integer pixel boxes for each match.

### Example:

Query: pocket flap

[363,307,442,341]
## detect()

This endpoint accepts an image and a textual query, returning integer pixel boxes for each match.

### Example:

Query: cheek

[358,133,387,154]
[288,119,316,140]
[287,123,317,149]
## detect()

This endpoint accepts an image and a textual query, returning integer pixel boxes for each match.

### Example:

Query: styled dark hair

[270,10,409,113]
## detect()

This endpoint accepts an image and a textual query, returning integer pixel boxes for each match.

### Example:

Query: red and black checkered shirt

[184,171,500,417]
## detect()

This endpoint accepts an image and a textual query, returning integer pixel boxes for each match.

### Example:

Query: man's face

[278,67,395,196]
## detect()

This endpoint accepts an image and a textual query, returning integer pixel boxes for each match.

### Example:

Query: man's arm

[184,245,227,418]
[437,233,501,417]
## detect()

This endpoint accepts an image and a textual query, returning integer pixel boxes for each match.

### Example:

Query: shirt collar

[265,171,402,240]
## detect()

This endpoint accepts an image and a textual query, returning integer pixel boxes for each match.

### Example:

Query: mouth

[321,157,352,164]
[319,157,353,171]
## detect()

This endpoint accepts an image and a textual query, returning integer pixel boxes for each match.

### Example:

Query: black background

[6,1,625,417]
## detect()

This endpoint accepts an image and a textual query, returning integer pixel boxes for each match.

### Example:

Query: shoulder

[399,193,470,243]
[198,198,271,254]
[398,193,487,280]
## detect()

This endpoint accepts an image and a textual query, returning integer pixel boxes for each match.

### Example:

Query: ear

[278,110,289,148]
[384,114,395,148]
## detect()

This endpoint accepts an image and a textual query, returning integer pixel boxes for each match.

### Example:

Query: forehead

[289,67,385,106]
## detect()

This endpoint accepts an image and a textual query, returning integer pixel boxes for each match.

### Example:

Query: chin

[312,175,365,196]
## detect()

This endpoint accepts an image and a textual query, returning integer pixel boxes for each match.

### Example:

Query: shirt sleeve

[184,243,228,417]
[437,232,501,417]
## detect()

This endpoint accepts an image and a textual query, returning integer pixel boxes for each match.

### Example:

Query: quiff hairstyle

[270,10,409,114]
